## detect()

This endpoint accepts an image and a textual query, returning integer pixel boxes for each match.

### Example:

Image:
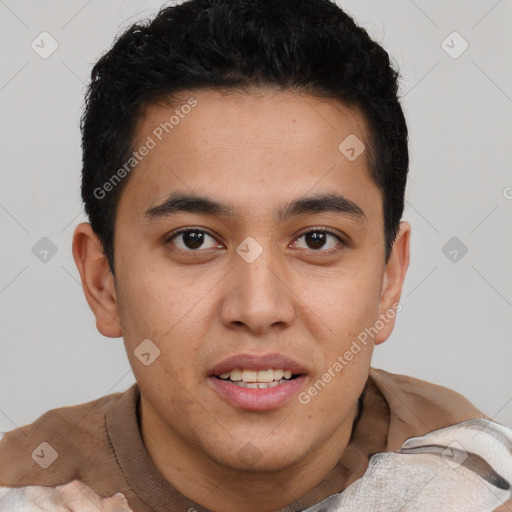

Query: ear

[72,222,122,338]
[374,221,411,345]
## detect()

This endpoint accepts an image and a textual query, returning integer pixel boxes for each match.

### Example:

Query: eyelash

[164,227,346,254]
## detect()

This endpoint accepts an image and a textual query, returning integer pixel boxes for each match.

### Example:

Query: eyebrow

[144,191,367,224]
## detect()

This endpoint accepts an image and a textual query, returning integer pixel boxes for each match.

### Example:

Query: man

[0,0,510,510]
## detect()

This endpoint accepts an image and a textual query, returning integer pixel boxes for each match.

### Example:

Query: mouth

[214,368,300,389]
[208,354,308,410]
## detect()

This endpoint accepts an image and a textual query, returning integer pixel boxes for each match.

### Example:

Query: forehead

[118,88,380,225]
[136,88,369,152]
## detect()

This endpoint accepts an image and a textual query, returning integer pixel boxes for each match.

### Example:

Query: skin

[73,88,410,512]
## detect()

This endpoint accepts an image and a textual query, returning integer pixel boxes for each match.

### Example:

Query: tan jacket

[0,368,510,511]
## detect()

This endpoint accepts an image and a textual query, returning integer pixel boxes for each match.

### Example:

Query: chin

[220,453,300,474]
[209,435,308,474]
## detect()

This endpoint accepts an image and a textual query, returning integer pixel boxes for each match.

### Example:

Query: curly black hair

[81,0,408,275]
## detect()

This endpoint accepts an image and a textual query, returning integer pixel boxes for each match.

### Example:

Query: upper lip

[209,353,307,377]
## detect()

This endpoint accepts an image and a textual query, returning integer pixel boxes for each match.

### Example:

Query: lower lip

[208,375,307,411]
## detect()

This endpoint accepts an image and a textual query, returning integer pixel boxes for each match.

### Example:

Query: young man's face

[75,88,409,475]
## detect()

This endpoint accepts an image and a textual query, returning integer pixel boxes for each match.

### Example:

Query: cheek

[115,262,212,377]
[296,349,371,452]
[299,267,382,339]
[116,259,197,335]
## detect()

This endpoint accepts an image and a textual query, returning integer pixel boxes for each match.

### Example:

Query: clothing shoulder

[369,367,488,449]
[0,388,129,489]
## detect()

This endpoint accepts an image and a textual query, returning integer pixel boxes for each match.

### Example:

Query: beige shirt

[0,368,510,511]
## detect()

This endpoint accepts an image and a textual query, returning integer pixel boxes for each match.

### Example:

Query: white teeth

[232,378,291,388]
[257,381,280,389]
[217,368,297,386]
[230,369,242,381]
[241,370,258,383]
[273,369,284,380]
[257,369,274,382]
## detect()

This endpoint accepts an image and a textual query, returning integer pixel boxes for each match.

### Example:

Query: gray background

[1,0,511,432]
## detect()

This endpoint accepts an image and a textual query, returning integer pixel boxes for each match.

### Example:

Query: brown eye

[304,231,327,249]
[167,229,220,251]
[293,229,344,252]
[181,231,206,249]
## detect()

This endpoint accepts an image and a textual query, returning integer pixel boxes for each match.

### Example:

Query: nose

[220,245,296,335]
